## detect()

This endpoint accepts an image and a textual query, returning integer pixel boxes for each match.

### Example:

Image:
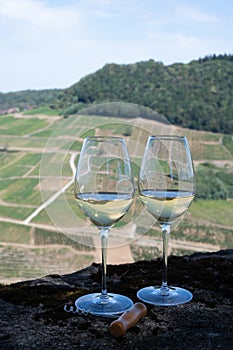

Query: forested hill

[1,54,233,134]
[59,55,233,134]
[0,89,61,111]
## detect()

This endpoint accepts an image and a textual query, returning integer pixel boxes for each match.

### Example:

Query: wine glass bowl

[137,135,195,306]
[74,136,134,316]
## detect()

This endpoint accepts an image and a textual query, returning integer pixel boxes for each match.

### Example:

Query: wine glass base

[75,293,133,317]
[137,286,193,306]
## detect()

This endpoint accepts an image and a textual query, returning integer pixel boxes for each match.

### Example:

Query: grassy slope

[0,111,232,281]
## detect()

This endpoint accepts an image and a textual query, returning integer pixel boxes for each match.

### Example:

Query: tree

[196,168,228,200]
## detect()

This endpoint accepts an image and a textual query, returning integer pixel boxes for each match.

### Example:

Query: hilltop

[1,54,233,134]
[0,89,61,112]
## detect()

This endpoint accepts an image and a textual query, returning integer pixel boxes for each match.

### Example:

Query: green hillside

[0,110,232,282]
[0,89,61,111]
[1,54,233,134]
[59,54,233,133]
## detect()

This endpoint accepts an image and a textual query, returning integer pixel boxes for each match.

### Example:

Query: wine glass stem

[161,224,170,291]
[100,228,109,297]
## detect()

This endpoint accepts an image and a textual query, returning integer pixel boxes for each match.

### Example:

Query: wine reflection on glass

[137,135,195,306]
[74,136,134,316]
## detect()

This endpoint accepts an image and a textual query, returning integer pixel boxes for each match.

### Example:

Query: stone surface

[0,249,232,349]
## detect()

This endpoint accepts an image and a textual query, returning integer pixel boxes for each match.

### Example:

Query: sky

[0,0,232,93]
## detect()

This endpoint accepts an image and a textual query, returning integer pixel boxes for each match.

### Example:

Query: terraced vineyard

[0,107,232,284]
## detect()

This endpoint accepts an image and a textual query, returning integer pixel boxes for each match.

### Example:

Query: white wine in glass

[74,136,134,316]
[137,135,195,306]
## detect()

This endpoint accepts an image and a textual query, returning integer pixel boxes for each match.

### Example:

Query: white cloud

[175,4,219,24]
[0,0,42,20]
[0,0,90,57]
[168,34,199,48]
[0,0,86,45]
[0,0,232,92]
[0,0,78,25]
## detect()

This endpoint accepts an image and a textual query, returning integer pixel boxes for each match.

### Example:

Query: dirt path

[1,114,232,281]
[23,152,76,224]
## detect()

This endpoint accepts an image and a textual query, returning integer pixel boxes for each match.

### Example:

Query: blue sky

[0,0,232,92]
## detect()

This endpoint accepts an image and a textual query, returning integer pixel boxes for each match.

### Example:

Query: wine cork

[109,302,147,337]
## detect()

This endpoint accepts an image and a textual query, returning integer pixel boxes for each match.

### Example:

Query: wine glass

[137,135,195,306]
[74,136,134,316]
